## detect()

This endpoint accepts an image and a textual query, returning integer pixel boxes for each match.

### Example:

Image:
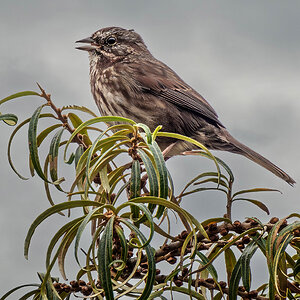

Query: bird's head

[76,27,149,62]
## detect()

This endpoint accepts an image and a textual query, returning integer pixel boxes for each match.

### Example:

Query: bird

[76,26,295,185]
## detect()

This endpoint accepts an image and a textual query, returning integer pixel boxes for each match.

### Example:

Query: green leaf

[98,216,115,300]
[99,164,110,192]
[114,224,128,275]
[74,145,84,168]
[7,114,56,180]
[149,286,206,300]
[37,272,61,300]
[240,241,258,291]
[0,90,40,105]
[68,112,92,145]
[130,159,141,219]
[49,128,65,190]
[61,104,98,117]
[127,196,208,239]
[28,104,51,182]
[43,155,64,214]
[294,258,300,278]
[201,217,232,227]
[74,207,100,267]
[233,198,270,215]
[149,141,168,199]
[37,124,62,147]
[137,123,153,144]
[228,257,241,300]
[137,149,159,198]
[269,276,276,299]
[196,251,219,282]
[64,116,135,162]
[148,141,169,218]
[232,188,281,199]
[137,149,159,218]
[0,113,18,126]
[45,217,84,275]
[120,220,156,299]
[225,248,236,281]
[213,292,223,300]
[130,159,141,199]
[18,289,40,300]
[0,284,40,299]
[24,200,103,259]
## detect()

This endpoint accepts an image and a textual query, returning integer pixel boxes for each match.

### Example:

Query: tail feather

[226,134,295,186]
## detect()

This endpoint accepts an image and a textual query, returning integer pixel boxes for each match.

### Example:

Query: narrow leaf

[28,104,51,182]
[49,128,65,190]
[241,241,258,291]
[233,198,270,215]
[130,159,141,219]
[98,216,115,299]
[232,188,280,199]
[120,219,156,299]
[0,113,18,126]
[0,90,40,105]
[225,248,237,281]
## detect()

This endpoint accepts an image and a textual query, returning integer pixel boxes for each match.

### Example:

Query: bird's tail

[225,132,295,186]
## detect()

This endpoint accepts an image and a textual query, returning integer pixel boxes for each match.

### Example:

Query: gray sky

[1,0,299,298]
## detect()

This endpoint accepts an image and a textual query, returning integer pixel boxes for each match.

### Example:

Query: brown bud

[269,217,279,224]
[53,282,62,293]
[78,280,86,286]
[81,285,92,296]
[237,243,245,250]
[174,279,183,287]
[180,230,188,239]
[250,219,259,226]
[182,267,189,277]
[208,223,218,233]
[242,235,250,244]
[53,282,61,289]
[233,221,243,233]
[219,228,229,236]
[167,256,177,264]
[219,281,227,288]
[63,285,71,293]
[249,290,258,297]
[70,280,79,287]
[248,230,257,237]
[293,229,300,237]
[238,286,245,292]
[205,278,214,284]
[233,220,241,227]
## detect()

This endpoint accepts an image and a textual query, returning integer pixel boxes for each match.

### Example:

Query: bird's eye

[106,36,117,45]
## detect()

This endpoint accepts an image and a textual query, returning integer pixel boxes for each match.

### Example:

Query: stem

[37,83,87,149]
[225,178,233,221]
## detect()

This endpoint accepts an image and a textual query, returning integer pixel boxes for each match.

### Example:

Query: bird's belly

[93,86,156,126]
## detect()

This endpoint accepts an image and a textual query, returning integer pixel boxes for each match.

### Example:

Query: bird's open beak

[75,37,98,51]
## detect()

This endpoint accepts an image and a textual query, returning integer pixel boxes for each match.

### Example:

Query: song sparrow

[76,27,295,185]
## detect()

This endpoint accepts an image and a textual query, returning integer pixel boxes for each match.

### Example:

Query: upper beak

[75,37,98,51]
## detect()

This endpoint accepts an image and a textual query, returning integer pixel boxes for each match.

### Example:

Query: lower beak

[75,37,97,51]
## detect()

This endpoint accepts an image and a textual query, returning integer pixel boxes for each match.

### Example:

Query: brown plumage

[76,26,295,185]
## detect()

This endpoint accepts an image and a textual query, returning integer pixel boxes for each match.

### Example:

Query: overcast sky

[1,1,299,298]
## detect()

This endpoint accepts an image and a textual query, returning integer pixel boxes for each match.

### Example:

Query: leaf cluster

[0,87,299,300]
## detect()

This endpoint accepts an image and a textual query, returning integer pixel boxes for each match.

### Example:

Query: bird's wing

[132,59,224,127]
